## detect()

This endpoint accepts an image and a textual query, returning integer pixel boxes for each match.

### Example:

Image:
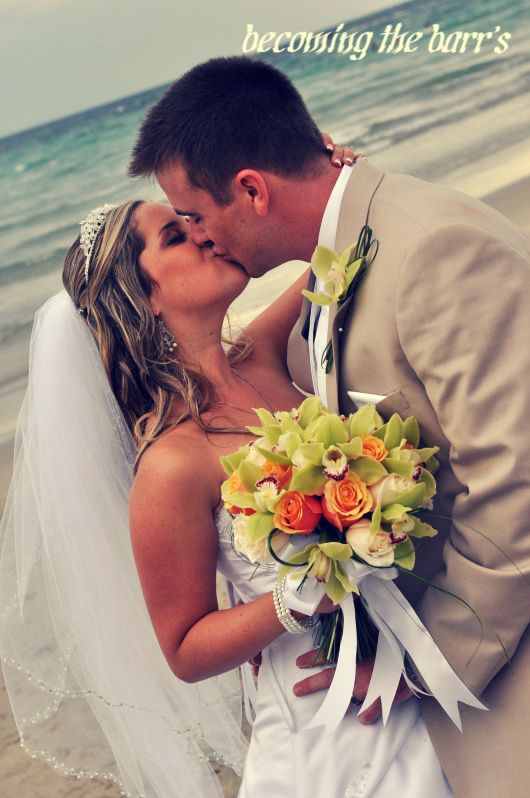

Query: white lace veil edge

[0,290,247,798]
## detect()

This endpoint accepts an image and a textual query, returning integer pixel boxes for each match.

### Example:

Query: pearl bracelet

[273,578,316,635]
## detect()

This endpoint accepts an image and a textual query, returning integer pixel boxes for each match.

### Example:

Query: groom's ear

[233,170,270,217]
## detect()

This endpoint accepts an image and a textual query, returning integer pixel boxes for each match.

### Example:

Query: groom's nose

[190,221,212,248]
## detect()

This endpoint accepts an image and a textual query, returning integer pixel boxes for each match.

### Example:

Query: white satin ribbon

[240,661,258,726]
[281,534,325,617]
[355,573,487,732]
[226,580,258,726]
[280,554,487,737]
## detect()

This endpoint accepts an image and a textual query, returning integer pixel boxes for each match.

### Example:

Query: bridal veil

[0,290,247,797]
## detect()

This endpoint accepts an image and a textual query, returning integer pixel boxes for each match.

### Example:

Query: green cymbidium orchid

[381,503,437,540]
[322,445,349,480]
[279,541,359,604]
[254,481,286,513]
[219,444,251,476]
[301,242,366,307]
[347,404,384,438]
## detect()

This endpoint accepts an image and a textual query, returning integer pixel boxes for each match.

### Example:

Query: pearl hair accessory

[79,203,117,283]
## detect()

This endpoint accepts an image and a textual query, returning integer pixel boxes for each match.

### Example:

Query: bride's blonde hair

[63,200,252,471]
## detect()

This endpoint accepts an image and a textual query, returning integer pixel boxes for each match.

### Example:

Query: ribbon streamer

[227,580,258,726]
[240,661,258,726]
[282,556,487,737]
[356,575,487,731]
[304,592,358,734]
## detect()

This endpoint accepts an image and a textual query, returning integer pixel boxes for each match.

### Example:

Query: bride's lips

[214,253,247,271]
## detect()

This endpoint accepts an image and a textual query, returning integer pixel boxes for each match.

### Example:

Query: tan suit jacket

[287,159,530,797]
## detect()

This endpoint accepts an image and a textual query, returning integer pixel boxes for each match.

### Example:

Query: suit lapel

[325,302,341,413]
[300,271,315,342]
[324,160,386,413]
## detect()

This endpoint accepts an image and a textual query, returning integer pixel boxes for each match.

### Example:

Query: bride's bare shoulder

[131,422,219,513]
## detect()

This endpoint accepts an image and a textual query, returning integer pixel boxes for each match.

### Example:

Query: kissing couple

[1,57,529,798]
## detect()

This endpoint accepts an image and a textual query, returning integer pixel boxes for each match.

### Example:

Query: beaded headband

[79,203,117,282]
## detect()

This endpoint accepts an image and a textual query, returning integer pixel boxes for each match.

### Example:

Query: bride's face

[134,202,249,317]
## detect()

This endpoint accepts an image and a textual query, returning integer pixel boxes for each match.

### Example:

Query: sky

[0,0,405,138]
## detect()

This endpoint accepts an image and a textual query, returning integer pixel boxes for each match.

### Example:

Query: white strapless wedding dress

[215,506,454,798]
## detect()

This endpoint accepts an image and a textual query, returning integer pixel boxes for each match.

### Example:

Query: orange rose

[263,461,293,490]
[322,472,373,531]
[224,469,255,516]
[361,434,388,462]
[273,491,322,535]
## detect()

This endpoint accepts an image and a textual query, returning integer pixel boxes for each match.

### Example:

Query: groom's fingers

[294,653,375,699]
[293,653,415,723]
[358,680,413,725]
[295,648,328,668]
[293,665,336,696]
[293,660,369,699]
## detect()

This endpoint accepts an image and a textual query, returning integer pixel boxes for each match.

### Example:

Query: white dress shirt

[309,165,353,404]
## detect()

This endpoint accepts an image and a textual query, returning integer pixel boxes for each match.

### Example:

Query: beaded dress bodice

[214,505,277,604]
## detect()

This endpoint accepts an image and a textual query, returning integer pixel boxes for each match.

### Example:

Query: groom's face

[158,162,273,277]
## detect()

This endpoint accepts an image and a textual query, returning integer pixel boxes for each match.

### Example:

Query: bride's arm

[242,267,310,370]
[129,438,321,682]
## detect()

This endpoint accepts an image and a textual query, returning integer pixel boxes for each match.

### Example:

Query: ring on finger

[350,695,362,707]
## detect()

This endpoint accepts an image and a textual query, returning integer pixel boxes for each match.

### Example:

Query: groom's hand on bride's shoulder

[293,652,414,725]
[321,133,365,168]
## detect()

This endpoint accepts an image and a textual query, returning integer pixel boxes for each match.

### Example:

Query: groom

[129,57,530,797]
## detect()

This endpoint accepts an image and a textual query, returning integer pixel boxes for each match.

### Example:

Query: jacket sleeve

[396,222,530,697]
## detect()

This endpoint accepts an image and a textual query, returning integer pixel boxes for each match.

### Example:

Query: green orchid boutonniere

[302,224,378,309]
[302,224,379,374]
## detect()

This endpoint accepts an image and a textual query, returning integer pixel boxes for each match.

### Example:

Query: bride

[0,155,452,798]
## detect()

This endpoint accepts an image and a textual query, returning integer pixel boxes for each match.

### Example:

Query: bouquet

[221,397,487,732]
[221,397,439,657]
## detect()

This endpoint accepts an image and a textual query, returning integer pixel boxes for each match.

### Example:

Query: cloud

[0,0,70,10]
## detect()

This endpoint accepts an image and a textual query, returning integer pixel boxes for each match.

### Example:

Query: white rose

[232,515,289,565]
[232,515,273,564]
[345,520,395,567]
[369,474,416,507]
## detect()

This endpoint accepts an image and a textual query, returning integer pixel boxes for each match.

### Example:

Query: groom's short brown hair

[129,57,325,205]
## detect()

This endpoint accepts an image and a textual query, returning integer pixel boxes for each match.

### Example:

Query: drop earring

[158,318,177,354]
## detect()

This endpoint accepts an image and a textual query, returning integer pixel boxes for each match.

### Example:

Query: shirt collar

[318,165,354,249]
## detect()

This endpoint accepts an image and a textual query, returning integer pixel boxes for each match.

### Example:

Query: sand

[0,171,529,798]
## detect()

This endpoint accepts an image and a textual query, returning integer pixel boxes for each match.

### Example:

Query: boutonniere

[302,224,378,309]
[302,224,378,373]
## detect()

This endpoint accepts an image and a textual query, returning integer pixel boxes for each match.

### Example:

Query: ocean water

[0,0,529,443]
